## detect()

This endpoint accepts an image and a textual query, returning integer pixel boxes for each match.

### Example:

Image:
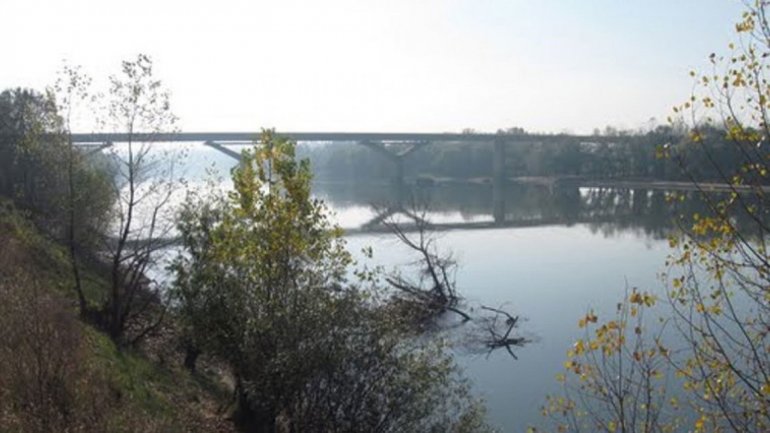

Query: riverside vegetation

[0,58,491,432]
[5,3,770,431]
[537,2,770,432]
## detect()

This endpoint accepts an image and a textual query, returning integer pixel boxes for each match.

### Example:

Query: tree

[172,130,489,432]
[382,203,471,324]
[100,54,180,345]
[0,84,113,317]
[540,3,770,432]
[51,63,107,316]
[0,88,63,217]
[540,289,680,433]
[660,4,770,430]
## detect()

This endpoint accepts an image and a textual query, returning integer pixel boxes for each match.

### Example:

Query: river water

[106,141,688,431]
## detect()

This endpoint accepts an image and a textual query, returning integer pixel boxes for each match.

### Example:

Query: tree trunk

[233,380,277,433]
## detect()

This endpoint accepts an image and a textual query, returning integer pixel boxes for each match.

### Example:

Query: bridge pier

[393,158,405,204]
[359,140,428,190]
[203,140,244,161]
[492,137,507,225]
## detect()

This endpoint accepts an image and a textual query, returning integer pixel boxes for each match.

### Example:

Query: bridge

[72,131,624,226]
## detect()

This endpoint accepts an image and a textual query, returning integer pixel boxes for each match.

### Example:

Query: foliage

[541,2,770,432]
[99,53,181,345]
[0,86,113,240]
[0,87,62,215]
[0,200,234,432]
[661,2,770,430]
[540,290,680,433]
[295,129,695,183]
[0,272,113,433]
[52,62,113,315]
[172,130,490,432]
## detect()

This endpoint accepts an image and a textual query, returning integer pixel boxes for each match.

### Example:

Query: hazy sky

[1,0,745,133]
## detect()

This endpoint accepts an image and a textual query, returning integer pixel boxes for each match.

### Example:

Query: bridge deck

[70,131,617,144]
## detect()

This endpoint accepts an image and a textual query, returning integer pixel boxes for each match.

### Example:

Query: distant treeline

[296,126,749,182]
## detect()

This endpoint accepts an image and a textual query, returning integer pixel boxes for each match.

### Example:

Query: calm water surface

[107,142,682,431]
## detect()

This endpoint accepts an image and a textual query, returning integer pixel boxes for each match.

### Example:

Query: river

[106,141,691,431]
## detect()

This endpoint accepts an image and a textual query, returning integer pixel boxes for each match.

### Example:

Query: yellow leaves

[563,360,582,374]
[761,382,770,395]
[736,15,755,33]
[669,396,679,409]
[732,71,747,87]
[694,415,707,432]
[573,339,586,355]
[629,290,656,307]
[668,236,679,249]
[589,339,599,351]
[709,304,722,315]
[578,311,598,328]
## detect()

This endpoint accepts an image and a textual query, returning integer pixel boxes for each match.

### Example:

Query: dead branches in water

[479,305,530,359]
[379,199,529,358]
[381,203,469,324]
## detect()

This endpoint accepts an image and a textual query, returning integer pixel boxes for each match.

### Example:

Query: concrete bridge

[72,130,622,225]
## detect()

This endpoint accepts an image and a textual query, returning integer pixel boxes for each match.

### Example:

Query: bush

[0,273,111,432]
[172,130,490,432]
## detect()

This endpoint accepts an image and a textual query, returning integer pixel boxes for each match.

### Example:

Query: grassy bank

[0,199,233,432]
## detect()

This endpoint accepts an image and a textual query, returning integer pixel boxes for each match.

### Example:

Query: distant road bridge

[73,130,627,223]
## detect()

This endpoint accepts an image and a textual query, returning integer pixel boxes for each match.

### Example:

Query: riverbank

[0,199,234,432]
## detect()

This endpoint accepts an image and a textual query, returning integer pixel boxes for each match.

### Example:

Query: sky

[1,0,746,134]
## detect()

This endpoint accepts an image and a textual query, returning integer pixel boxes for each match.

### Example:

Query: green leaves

[172,130,489,432]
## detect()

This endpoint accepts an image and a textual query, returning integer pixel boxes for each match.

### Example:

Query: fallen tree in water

[383,208,471,323]
[479,305,529,359]
[381,200,529,358]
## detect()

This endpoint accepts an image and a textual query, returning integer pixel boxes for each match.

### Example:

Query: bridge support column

[393,157,405,204]
[492,137,506,224]
[359,140,428,205]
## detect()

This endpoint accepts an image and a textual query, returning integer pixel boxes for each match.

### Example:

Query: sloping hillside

[0,199,234,432]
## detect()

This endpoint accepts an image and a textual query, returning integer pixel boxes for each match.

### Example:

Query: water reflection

[100,142,750,431]
[99,141,735,241]
[313,180,722,241]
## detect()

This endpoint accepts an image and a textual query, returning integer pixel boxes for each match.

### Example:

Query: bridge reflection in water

[73,131,731,244]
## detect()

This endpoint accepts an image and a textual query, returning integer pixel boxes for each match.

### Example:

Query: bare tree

[52,63,94,317]
[100,54,181,345]
[478,305,529,359]
[379,197,529,358]
[381,202,469,323]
